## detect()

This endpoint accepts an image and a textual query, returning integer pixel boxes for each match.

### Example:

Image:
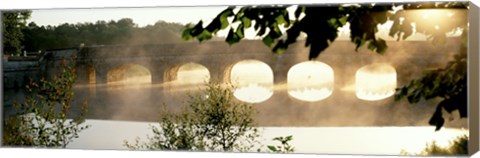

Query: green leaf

[375,38,388,54]
[268,145,278,152]
[190,21,205,36]
[226,28,240,45]
[339,16,348,26]
[219,13,231,29]
[286,135,293,141]
[367,41,376,51]
[275,14,286,24]
[235,24,245,39]
[353,36,365,51]
[197,30,212,42]
[262,35,274,47]
[328,18,338,27]
[242,17,251,28]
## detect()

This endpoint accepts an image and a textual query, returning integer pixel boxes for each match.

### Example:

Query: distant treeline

[21,18,218,52]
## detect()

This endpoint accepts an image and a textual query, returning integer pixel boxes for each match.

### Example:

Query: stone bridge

[74,39,460,88]
[74,40,459,84]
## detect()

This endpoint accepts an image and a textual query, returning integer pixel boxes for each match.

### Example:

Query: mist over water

[69,60,466,129]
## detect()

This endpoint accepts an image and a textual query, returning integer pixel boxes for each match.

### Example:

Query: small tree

[2,56,90,147]
[125,82,262,152]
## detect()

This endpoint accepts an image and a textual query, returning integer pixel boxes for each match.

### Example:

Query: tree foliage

[267,135,295,153]
[124,82,262,152]
[2,57,89,147]
[401,134,468,155]
[2,10,31,55]
[21,19,188,51]
[182,2,469,130]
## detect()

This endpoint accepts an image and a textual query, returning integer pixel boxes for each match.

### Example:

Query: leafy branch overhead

[183,3,466,60]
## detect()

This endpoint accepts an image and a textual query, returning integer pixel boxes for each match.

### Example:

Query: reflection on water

[107,76,152,86]
[356,63,396,101]
[4,81,469,127]
[67,119,468,155]
[287,61,334,102]
[230,60,274,103]
[288,87,333,102]
[233,83,273,103]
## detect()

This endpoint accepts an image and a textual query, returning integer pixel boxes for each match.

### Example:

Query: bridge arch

[287,61,334,102]
[227,59,274,103]
[164,62,210,83]
[163,62,211,93]
[107,64,152,85]
[87,64,96,84]
[355,63,397,101]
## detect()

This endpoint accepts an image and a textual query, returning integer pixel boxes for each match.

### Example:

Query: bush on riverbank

[2,57,89,147]
[124,83,262,152]
[401,134,468,156]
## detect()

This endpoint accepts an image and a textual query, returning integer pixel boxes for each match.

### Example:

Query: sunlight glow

[233,83,273,103]
[176,63,210,85]
[287,61,334,102]
[230,60,274,103]
[356,63,396,101]
[404,9,465,34]
[87,65,96,84]
[107,64,151,85]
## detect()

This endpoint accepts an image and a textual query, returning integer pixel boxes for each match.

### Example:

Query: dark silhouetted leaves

[396,49,467,130]
[429,106,445,131]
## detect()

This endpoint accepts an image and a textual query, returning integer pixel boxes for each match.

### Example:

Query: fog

[70,41,465,128]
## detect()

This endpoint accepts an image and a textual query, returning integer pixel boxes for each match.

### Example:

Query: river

[2,65,469,155]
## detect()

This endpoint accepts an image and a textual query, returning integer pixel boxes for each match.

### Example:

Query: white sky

[28,6,227,27]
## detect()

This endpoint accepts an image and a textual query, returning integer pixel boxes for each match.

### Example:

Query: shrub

[2,57,89,147]
[125,82,261,152]
[401,134,468,156]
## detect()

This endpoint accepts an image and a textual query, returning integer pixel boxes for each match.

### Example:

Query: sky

[28,6,227,27]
